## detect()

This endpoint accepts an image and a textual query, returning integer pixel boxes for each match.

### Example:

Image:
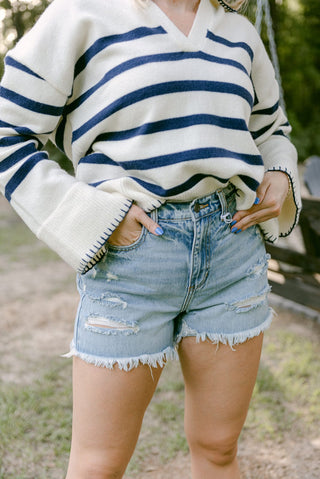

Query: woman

[0,0,301,477]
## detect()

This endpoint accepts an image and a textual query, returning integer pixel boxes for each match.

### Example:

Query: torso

[61,0,262,211]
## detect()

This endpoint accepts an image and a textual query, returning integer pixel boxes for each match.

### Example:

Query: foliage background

[0,0,319,163]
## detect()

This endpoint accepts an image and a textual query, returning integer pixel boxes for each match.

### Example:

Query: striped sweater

[0,0,301,273]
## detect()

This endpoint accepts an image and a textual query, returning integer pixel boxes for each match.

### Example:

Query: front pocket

[107,225,147,252]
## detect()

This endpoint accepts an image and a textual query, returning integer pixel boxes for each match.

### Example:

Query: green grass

[0,320,319,478]
[245,327,320,440]
[0,361,72,479]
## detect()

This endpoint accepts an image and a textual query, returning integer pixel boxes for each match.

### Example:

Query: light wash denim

[64,184,272,370]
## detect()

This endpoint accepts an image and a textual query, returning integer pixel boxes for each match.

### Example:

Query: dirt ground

[1,196,320,479]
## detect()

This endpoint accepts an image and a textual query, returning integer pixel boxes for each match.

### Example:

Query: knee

[187,431,238,467]
[79,466,122,479]
[208,438,238,467]
[85,464,124,479]
[67,453,126,479]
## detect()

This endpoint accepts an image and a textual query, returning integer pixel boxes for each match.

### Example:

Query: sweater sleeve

[0,0,132,274]
[248,30,301,241]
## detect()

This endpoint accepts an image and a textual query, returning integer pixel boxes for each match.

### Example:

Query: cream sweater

[0,0,301,273]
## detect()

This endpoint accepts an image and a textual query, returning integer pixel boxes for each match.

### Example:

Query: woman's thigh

[67,358,163,478]
[178,334,263,449]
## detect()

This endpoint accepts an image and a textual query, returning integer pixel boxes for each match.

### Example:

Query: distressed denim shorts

[64,184,272,370]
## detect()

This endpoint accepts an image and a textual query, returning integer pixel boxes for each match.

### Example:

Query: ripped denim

[63,184,272,370]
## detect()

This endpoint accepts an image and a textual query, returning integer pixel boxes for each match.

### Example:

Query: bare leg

[178,334,263,479]
[66,357,163,479]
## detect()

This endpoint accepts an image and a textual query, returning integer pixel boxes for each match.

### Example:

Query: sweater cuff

[258,169,301,243]
[264,166,301,240]
[37,182,132,273]
[258,137,302,240]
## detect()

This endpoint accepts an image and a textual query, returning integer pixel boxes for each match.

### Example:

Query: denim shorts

[64,184,272,370]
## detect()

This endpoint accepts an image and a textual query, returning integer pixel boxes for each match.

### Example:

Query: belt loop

[151,207,158,224]
[216,188,233,224]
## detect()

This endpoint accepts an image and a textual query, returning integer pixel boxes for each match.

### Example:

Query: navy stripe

[88,174,258,194]
[90,179,112,187]
[251,121,289,140]
[128,147,263,168]
[5,56,44,80]
[67,51,248,114]
[5,152,47,201]
[0,119,35,136]
[0,86,64,116]
[79,153,116,166]
[79,147,262,170]
[73,81,253,142]
[74,26,166,78]
[251,121,276,140]
[206,31,254,61]
[94,114,248,143]
[0,136,32,147]
[238,174,260,191]
[0,142,36,173]
[251,101,279,116]
[55,116,67,152]
[129,173,229,197]
[252,80,259,106]
[272,130,286,137]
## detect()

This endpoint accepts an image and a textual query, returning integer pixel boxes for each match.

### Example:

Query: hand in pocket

[108,204,163,246]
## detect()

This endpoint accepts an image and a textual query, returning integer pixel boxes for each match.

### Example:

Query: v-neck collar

[148,0,224,50]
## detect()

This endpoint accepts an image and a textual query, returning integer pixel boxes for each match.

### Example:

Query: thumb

[135,208,164,236]
[255,176,270,204]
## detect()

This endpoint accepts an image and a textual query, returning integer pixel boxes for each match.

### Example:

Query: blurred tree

[0,0,51,49]
[274,0,320,159]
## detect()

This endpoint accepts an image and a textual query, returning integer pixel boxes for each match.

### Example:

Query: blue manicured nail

[155,226,164,235]
[231,227,238,233]
[254,197,260,205]
[231,220,237,226]
[235,228,242,234]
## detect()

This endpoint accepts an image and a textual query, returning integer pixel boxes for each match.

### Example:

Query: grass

[245,327,320,441]
[0,361,72,479]
[0,320,319,478]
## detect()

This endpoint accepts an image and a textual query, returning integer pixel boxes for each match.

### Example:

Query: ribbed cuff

[38,182,132,273]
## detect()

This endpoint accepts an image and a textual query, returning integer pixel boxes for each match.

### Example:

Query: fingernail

[155,226,164,235]
[254,197,260,205]
[231,220,237,226]
[231,227,238,233]
[235,228,242,234]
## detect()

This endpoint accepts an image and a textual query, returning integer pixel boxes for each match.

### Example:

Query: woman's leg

[178,333,263,479]
[66,357,163,479]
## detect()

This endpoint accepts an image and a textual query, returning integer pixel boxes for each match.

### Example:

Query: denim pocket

[107,225,147,252]
[247,223,264,240]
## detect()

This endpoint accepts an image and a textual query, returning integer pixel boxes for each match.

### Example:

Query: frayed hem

[61,342,178,371]
[175,308,274,350]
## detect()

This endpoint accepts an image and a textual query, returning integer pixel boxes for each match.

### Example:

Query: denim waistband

[155,183,235,221]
